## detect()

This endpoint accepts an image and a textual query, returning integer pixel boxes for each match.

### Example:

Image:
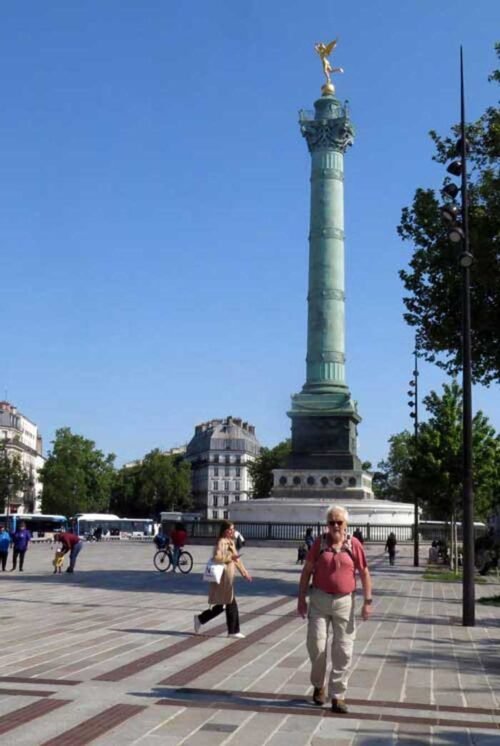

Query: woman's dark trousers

[12,548,26,571]
[198,599,240,634]
[0,551,8,571]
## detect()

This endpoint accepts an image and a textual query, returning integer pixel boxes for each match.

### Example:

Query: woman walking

[194,520,252,639]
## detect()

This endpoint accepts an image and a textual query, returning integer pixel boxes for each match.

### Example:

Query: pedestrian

[428,541,439,563]
[10,521,32,572]
[0,525,11,571]
[52,548,65,574]
[297,505,373,714]
[352,528,364,544]
[385,532,397,565]
[194,520,252,639]
[234,528,245,552]
[55,531,83,573]
[304,527,315,550]
[170,522,187,571]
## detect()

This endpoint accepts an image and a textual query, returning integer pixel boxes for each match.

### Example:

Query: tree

[40,428,116,516]
[111,449,192,517]
[0,444,29,512]
[377,382,500,521]
[247,440,291,498]
[375,431,416,502]
[398,44,500,385]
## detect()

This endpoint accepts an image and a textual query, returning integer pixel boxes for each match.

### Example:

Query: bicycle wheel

[154,550,171,572]
[177,550,193,574]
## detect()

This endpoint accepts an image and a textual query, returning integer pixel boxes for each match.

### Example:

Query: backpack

[235,534,245,551]
[318,532,357,566]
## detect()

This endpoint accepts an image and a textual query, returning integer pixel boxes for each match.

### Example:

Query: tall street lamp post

[408,349,419,567]
[440,47,475,626]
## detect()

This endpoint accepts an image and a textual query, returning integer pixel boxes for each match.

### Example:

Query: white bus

[0,513,68,539]
[71,513,154,539]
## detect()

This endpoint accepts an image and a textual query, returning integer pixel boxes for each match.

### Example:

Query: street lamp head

[442,182,460,200]
[441,204,460,223]
[447,160,463,177]
[459,252,474,268]
[409,412,416,419]
[449,225,465,243]
[408,400,415,407]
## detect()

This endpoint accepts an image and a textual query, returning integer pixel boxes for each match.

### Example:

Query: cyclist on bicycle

[170,523,187,572]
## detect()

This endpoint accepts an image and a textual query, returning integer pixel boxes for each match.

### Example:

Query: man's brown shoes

[331,698,349,714]
[312,687,326,705]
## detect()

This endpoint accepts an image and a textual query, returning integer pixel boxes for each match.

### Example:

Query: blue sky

[1,1,499,467]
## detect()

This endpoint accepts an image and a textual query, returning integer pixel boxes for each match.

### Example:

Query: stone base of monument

[228,495,415,527]
[271,467,373,500]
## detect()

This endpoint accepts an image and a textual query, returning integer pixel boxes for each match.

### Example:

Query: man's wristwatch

[363,598,373,605]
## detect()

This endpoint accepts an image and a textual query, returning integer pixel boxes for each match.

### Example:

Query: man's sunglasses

[328,520,344,527]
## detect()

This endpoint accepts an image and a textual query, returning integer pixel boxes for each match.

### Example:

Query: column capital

[299,96,354,154]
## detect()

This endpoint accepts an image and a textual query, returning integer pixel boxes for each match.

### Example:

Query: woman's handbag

[203,558,225,584]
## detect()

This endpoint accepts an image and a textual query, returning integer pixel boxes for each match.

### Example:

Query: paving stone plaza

[0,541,499,745]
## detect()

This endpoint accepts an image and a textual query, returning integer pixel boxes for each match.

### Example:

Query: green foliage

[40,427,116,517]
[111,449,192,518]
[423,568,487,584]
[377,382,500,520]
[0,444,29,512]
[247,440,291,498]
[375,431,416,501]
[398,44,500,385]
[478,594,500,606]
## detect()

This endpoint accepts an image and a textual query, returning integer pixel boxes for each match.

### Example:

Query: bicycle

[153,546,193,574]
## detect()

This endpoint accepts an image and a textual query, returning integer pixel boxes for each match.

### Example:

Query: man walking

[297,505,373,714]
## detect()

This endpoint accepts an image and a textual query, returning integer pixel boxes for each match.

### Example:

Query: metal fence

[182,521,487,544]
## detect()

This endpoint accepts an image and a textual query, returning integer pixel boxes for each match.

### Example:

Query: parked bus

[71,513,154,539]
[419,520,486,541]
[0,513,68,539]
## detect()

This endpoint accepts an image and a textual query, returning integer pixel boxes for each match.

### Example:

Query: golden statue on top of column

[314,39,344,96]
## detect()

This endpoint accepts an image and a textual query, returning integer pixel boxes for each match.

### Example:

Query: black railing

[182,521,487,544]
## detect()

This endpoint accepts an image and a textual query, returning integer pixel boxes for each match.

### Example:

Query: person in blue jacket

[10,521,32,572]
[0,525,11,571]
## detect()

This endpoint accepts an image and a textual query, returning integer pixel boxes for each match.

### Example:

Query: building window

[223,511,229,519]
[213,467,219,476]
[224,466,230,476]
[235,467,241,477]
[225,455,230,464]
[213,481,218,491]
[212,510,218,520]
[225,441,231,449]
[214,455,219,463]
[235,481,240,491]
[235,494,240,502]
[224,495,229,506]
[235,455,241,464]
[213,496,218,507]
[224,481,229,491]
